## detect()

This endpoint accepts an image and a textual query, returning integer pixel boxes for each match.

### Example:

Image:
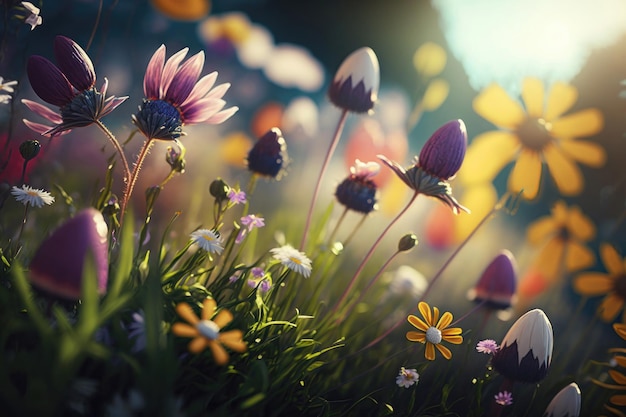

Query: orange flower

[459,77,605,200]
[573,243,626,322]
[171,298,247,365]
[406,302,463,360]
[525,200,596,283]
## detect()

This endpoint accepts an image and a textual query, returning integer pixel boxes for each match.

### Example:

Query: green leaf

[108,209,134,298]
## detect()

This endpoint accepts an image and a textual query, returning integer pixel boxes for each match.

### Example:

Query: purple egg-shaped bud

[54,36,96,92]
[418,119,468,180]
[29,208,109,300]
[328,47,380,113]
[27,56,75,107]
[469,250,517,310]
[246,127,288,178]
[492,309,553,383]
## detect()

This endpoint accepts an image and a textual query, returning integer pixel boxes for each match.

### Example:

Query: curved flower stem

[326,206,349,247]
[95,120,131,195]
[338,249,402,323]
[300,108,349,250]
[331,191,418,317]
[121,138,155,225]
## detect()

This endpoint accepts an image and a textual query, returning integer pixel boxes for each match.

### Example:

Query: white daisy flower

[270,244,312,278]
[0,76,17,93]
[190,229,224,255]
[0,94,12,104]
[11,185,54,208]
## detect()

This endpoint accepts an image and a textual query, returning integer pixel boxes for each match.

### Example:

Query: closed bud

[418,119,467,180]
[19,139,41,161]
[398,234,418,252]
[209,178,230,203]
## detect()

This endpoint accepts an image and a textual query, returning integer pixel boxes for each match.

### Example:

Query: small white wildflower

[270,244,312,278]
[11,185,54,208]
[396,367,419,388]
[0,76,18,93]
[0,94,12,104]
[190,229,224,254]
[21,2,42,30]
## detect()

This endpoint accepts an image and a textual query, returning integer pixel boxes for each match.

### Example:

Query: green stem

[96,120,131,200]
[121,138,154,225]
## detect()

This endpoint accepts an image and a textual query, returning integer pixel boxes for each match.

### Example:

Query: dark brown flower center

[515,117,553,151]
[613,274,626,299]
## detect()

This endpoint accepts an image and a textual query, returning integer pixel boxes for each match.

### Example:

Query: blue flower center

[133,99,183,140]
[196,320,220,340]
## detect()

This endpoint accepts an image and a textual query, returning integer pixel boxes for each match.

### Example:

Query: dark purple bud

[27,56,75,107]
[247,127,288,179]
[468,250,517,310]
[335,175,377,214]
[29,208,109,300]
[19,140,41,161]
[418,119,467,180]
[54,35,96,91]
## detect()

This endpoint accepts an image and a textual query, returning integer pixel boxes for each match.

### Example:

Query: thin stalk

[300,109,348,250]
[331,191,418,316]
[95,120,131,196]
[326,206,349,247]
[121,138,154,225]
[342,213,368,248]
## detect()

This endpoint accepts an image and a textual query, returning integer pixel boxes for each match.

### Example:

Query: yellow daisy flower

[525,200,596,284]
[171,298,247,365]
[460,77,605,200]
[406,301,463,360]
[573,243,626,322]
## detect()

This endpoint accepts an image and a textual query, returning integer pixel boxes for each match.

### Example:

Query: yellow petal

[601,243,625,275]
[201,298,217,321]
[543,144,583,196]
[614,323,626,340]
[422,79,449,111]
[610,370,626,385]
[573,272,613,295]
[454,183,498,242]
[565,241,596,272]
[437,311,453,330]
[551,200,569,224]
[213,309,234,329]
[559,140,606,167]
[431,306,440,326]
[473,84,526,129]
[413,42,447,77]
[521,78,544,118]
[550,108,604,138]
[406,331,426,343]
[425,342,436,360]
[527,217,557,245]
[544,82,577,121]
[171,323,199,338]
[189,336,209,353]
[532,238,565,283]
[458,131,519,185]
[600,293,625,322]
[209,341,230,365]
[408,314,429,332]
[176,302,199,325]
[435,343,452,359]
[151,0,210,21]
[418,302,433,326]
[615,356,626,367]
[443,335,464,345]
[610,395,626,407]
[508,149,542,200]
[442,327,463,337]
[567,206,596,241]
[219,330,247,352]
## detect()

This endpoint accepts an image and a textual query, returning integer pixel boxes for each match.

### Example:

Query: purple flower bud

[246,127,288,178]
[54,36,96,92]
[29,208,109,300]
[328,47,380,113]
[468,250,517,310]
[418,119,467,180]
[27,56,75,107]
[492,309,553,383]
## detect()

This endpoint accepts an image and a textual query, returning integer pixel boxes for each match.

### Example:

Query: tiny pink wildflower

[494,391,513,406]
[476,339,499,355]
[396,367,419,388]
[228,189,247,205]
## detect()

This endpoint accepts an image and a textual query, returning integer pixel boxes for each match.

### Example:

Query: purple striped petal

[160,47,189,99]
[22,119,55,136]
[180,71,217,107]
[144,45,165,98]
[165,51,205,104]
[53,35,96,91]
[181,98,225,123]
[22,99,63,123]
[101,95,128,116]
[203,106,238,124]
[203,82,230,100]
[27,56,75,107]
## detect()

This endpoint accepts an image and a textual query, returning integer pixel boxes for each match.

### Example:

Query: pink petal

[180,72,217,107]
[101,96,129,116]
[181,98,225,123]
[144,45,166,98]
[160,47,189,99]
[204,106,239,124]
[204,82,231,100]
[22,119,55,136]
[22,99,63,123]
[165,51,205,104]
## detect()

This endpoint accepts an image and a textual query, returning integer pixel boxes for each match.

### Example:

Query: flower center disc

[425,326,442,344]
[197,320,220,340]
[515,117,553,151]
